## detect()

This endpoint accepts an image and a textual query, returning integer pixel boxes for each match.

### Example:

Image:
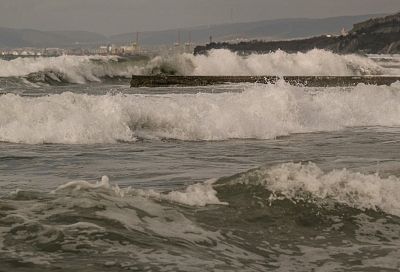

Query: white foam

[53,176,226,207]
[52,176,111,192]
[1,82,400,144]
[184,49,389,76]
[234,162,400,216]
[163,179,227,206]
[0,92,136,144]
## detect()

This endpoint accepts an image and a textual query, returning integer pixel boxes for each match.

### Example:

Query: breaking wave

[1,81,400,144]
[48,162,400,216]
[220,162,400,217]
[0,55,148,84]
[0,49,396,85]
[182,49,389,76]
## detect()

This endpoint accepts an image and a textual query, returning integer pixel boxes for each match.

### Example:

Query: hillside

[194,12,400,55]
[110,14,381,45]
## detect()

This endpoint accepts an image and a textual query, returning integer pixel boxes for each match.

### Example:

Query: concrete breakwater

[131,75,400,87]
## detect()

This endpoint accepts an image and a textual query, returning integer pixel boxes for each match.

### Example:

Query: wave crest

[51,176,225,207]
[1,82,400,144]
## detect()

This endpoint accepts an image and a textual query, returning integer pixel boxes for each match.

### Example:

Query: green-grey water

[0,52,400,271]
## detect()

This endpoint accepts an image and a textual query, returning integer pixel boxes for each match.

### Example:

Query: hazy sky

[0,0,399,35]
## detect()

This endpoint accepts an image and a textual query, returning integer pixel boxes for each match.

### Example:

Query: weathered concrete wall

[131,75,400,88]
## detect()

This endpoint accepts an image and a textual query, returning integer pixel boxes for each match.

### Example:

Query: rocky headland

[194,13,400,55]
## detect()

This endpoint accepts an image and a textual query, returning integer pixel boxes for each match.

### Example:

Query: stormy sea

[0,49,400,271]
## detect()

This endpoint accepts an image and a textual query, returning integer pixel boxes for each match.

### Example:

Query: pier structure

[131,75,400,88]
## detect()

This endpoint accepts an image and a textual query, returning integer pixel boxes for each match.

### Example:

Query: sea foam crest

[0,82,400,144]
[1,81,400,144]
[53,176,226,207]
[231,162,400,216]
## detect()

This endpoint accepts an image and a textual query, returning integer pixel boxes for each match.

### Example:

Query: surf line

[131,75,400,87]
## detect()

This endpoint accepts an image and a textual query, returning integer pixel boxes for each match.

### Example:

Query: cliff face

[351,12,400,34]
[194,13,400,55]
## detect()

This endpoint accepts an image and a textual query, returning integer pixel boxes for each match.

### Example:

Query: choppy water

[1,51,400,271]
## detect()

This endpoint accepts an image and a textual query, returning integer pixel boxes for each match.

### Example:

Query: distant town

[0,40,197,59]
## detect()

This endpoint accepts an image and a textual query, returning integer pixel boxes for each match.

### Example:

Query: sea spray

[0,49,394,85]
[186,49,387,76]
[0,55,145,83]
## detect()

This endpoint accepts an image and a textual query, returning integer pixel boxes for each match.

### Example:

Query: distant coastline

[194,12,400,55]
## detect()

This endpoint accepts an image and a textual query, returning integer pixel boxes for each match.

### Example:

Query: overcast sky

[1,0,399,35]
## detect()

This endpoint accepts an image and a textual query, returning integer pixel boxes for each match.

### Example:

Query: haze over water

[1,50,400,271]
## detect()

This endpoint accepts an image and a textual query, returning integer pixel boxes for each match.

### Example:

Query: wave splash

[1,81,400,144]
[0,55,147,84]
[184,49,388,76]
[0,49,393,85]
